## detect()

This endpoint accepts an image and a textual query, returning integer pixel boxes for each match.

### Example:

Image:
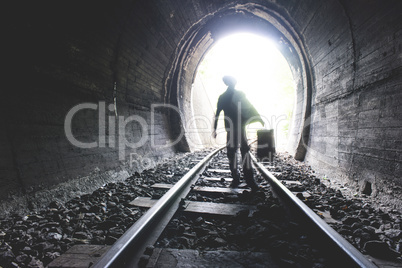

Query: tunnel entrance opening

[164,4,314,160]
[191,33,296,152]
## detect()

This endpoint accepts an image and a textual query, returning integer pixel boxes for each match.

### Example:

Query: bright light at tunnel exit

[194,32,296,151]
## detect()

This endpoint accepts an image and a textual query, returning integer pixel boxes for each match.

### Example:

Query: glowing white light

[196,32,295,150]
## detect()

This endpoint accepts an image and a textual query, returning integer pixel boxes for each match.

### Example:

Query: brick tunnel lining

[2,0,402,215]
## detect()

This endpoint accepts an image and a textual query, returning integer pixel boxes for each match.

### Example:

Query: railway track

[55,146,375,268]
[72,147,377,267]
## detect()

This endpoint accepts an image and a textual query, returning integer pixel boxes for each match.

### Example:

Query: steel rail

[250,153,378,268]
[93,147,224,268]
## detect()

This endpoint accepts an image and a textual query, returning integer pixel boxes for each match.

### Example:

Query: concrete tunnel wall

[2,0,401,215]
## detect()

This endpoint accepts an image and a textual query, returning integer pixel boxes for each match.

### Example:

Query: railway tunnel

[3,0,402,217]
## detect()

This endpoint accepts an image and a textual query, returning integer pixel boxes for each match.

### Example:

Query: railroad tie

[130,197,256,217]
[150,183,246,194]
[146,248,279,268]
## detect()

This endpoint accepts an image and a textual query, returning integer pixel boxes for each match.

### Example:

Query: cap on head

[222,76,237,87]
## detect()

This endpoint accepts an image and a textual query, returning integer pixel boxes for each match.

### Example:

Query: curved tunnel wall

[2,0,401,215]
[302,1,402,204]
